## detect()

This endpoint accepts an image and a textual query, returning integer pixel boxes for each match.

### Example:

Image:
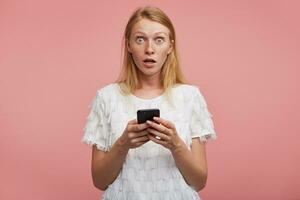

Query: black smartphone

[137,109,160,124]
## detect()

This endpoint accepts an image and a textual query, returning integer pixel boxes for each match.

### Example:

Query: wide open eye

[135,36,145,44]
[155,37,165,44]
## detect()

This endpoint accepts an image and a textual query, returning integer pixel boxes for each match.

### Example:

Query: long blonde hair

[115,6,189,98]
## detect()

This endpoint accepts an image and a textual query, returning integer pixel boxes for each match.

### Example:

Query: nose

[145,41,154,55]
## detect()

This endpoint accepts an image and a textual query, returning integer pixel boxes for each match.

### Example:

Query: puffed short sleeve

[81,90,112,152]
[190,87,217,143]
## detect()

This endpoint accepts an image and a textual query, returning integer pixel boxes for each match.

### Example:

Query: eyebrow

[133,31,168,36]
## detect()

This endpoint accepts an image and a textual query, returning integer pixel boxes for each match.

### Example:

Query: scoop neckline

[130,93,164,101]
[115,83,182,101]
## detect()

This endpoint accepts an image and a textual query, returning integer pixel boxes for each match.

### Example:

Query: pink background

[1,0,299,199]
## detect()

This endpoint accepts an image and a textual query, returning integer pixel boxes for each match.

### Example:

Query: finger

[128,119,137,125]
[148,134,167,145]
[129,129,148,139]
[147,128,170,141]
[130,123,150,132]
[153,117,175,129]
[134,129,149,137]
[132,135,150,143]
[146,120,172,135]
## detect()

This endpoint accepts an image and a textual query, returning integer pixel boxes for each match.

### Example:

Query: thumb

[128,118,137,125]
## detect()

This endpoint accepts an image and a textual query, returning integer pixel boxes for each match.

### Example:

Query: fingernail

[146,120,152,124]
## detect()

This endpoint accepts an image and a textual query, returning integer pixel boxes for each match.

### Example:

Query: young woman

[82,6,217,200]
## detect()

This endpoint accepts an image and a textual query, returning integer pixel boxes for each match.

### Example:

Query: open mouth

[143,58,156,64]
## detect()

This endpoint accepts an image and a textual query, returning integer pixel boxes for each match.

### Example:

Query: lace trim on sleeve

[81,90,112,151]
[190,87,217,143]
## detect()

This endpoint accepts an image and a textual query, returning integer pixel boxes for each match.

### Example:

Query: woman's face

[127,18,173,78]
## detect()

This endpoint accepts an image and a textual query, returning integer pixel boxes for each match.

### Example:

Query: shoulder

[91,83,121,106]
[172,84,208,108]
[173,83,201,96]
[95,83,121,98]
[96,83,118,94]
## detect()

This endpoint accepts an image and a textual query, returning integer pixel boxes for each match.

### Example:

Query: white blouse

[81,83,217,200]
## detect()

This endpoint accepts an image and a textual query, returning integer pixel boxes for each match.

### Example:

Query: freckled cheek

[131,56,142,68]
[157,51,169,63]
[131,50,144,62]
[130,43,144,53]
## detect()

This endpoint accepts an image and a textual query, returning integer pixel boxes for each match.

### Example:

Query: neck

[136,71,163,90]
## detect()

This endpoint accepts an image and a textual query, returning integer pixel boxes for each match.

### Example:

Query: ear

[167,40,174,55]
[126,39,132,53]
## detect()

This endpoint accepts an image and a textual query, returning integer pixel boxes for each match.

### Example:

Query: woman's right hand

[119,119,150,150]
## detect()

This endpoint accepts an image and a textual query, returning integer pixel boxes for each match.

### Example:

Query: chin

[140,68,161,76]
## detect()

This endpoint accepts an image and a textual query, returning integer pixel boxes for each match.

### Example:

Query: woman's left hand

[146,117,185,152]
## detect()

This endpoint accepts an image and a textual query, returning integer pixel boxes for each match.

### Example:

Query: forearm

[92,137,129,190]
[171,144,207,191]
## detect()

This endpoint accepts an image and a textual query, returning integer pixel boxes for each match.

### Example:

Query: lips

[143,58,156,63]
